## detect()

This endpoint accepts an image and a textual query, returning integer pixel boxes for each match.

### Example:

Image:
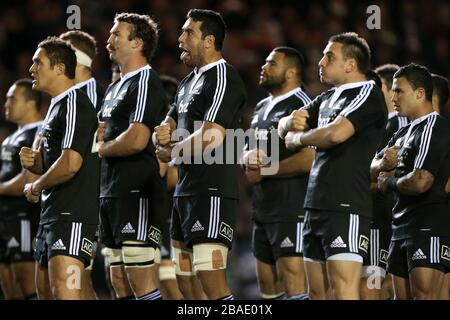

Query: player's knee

[172,247,196,276]
[121,242,155,267]
[154,248,161,265]
[193,243,228,271]
[159,264,177,281]
[102,247,123,266]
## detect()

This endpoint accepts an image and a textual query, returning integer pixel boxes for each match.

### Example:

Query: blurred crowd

[0,0,449,298]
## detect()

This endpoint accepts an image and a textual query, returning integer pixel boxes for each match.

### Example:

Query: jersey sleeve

[339,83,387,133]
[413,118,450,175]
[128,70,167,130]
[301,92,323,129]
[61,91,97,155]
[202,65,246,128]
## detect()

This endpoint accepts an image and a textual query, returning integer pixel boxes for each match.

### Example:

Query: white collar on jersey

[74,77,95,89]
[388,111,398,119]
[262,87,305,121]
[50,85,78,108]
[328,80,375,111]
[17,120,43,132]
[409,111,439,128]
[120,64,152,82]
[194,58,226,77]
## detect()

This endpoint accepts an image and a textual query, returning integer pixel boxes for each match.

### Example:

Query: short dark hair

[13,78,42,111]
[394,63,433,102]
[114,13,159,62]
[431,74,449,110]
[60,30,97,62]
[273,46,305,82]
[38,36,76,79]
[365,70,382,89]
[375,64,400,90]
[187,9,226,51]
[329,32,371,72]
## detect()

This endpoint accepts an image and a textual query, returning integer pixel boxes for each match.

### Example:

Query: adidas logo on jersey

[191,220,204,232]
[121,223,136,234]
[412,249,427,260]
[51,239,66,250]
[280,237,294,248]
[330,236,347,248]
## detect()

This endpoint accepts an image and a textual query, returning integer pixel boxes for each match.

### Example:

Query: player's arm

[285,115,355,149]
[172,120,226,158]
[0,169,35,196]
[28,149,83,195]
[378,168,434,195]
[99,122,150,157]
[262,146,315,178]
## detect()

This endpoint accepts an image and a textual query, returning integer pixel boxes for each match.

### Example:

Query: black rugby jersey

[377,112,450,239]
[99,65,166,197]
[75,77,105,113]
[372,112,409,227]
[40,87,99,224]
[0,121,41,219]
[249,87,311,222]
[167,59,247,199]
[302,80,387,216]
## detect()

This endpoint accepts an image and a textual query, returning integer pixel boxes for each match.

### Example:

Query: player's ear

[204,34,215,50]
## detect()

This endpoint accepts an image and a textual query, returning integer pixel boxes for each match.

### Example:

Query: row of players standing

[1,8,449,300]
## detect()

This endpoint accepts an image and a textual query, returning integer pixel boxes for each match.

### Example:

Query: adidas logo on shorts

[121,223,135,234]
[191,220,204,232]
[7,237,20,248]
[412,249,427,260]
[51,239,66,250]
[330,236,347,248]
[280,237,294,248]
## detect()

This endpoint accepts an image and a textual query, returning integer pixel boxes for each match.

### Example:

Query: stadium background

[0,0,448,299]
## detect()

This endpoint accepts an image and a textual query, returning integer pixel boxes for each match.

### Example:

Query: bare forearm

[298,127,339,149]
[263,147,315,178]
[33,156,81,192]
[0,173,27,196]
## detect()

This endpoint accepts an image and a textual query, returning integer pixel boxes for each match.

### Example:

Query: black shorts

[170,196,237,249]
[303,209,371,262]
[34,221,96,268]
[0,217,38,263]
[387,236,450,278]
[100,193,164,248]
[252,220,304,264]
[363,224,392,271]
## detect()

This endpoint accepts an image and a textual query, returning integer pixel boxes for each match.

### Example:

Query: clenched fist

[154,122,171,146]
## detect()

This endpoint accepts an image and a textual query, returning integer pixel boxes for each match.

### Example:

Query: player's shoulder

[255,96,271,111]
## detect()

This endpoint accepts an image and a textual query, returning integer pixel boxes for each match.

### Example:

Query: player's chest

[395,129,421,169]
[101,83,132,121]
[251,105,289,141]
[318,96,349,127]
[176,78,206,118]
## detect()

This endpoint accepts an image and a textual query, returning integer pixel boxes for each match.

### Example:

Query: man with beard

[243,47,314,300]
[154,9,247,300]
[98,13,167,300]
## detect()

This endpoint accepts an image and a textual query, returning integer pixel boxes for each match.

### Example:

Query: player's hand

[245,168,262,184]
[380,145,400,171]
[290,109,309,132]
[154,122,171,146]
[285,132,303,150]
[23,183,40,203]
[156,144,173,163]
[377,171,395,192]
[97,121,107,142]
[243,149,267,170]
[19,147,38,169]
